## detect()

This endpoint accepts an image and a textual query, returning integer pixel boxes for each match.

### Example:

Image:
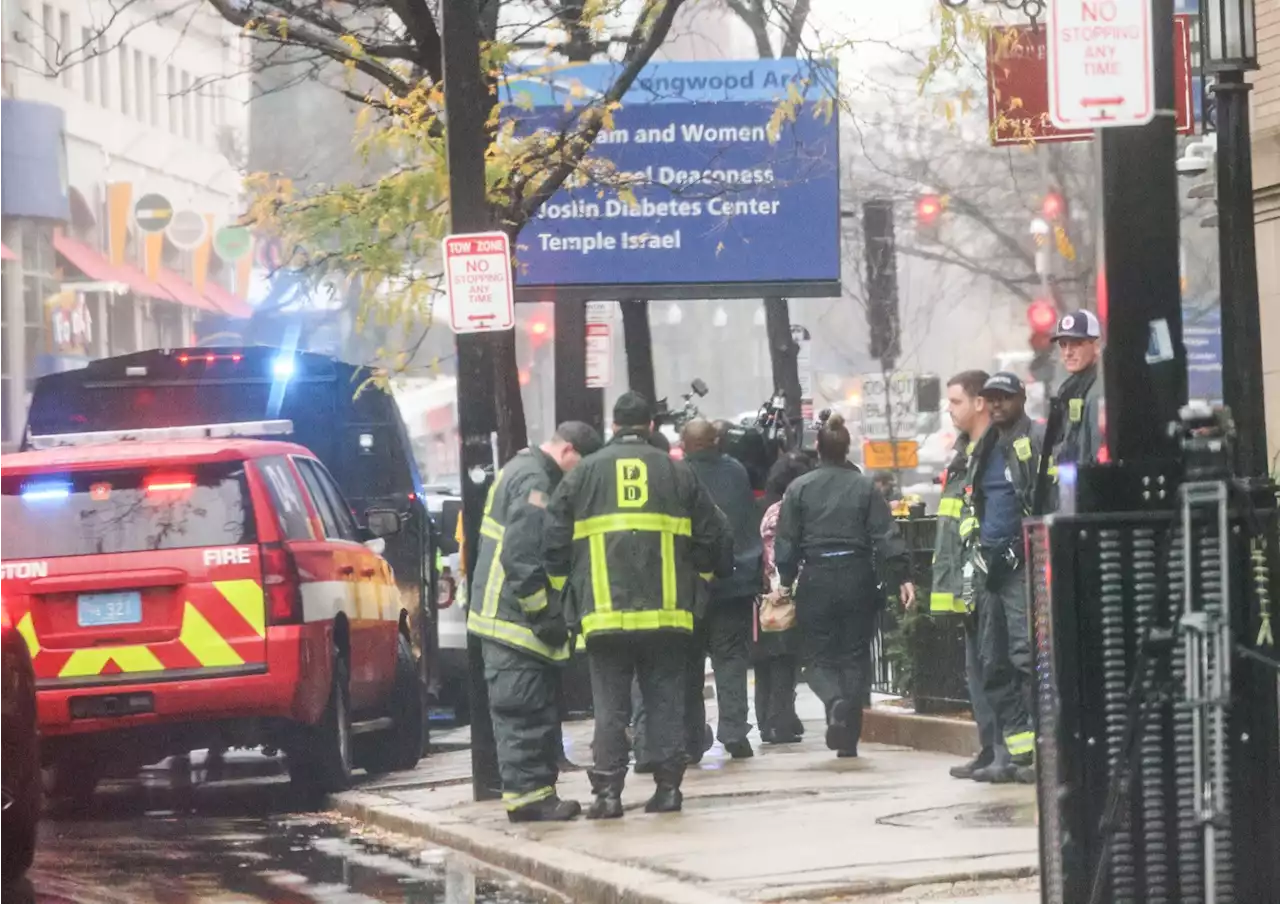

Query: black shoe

[557,757,584,773]
[508,795,582,823]
[826,699,853,751]
[644,786,683,813]
[760,727,776,744]
[950,748,995,780]
[634,761,655,774]
[1014,765,1036,784]
[724,739,754,759]
[789,714,805,737]
[837,748,858,758]
[586,794,624,819]
[769,733,802,745]
[702,723,714,753]
[972,763,1015,783]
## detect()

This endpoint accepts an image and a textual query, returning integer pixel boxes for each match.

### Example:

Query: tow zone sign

[1048,0,1154,130]
[443,232,515,334]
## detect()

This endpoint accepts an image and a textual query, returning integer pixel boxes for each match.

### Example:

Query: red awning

[155,268,219,312]
[201,280,254,319]
[52,233,169,300]
[1,242,17,261]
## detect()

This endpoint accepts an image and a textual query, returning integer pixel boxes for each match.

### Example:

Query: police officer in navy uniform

[468,422,603,822]
[1050,309,1104,467]
[967,373,1043,784]
[545,392,728,818]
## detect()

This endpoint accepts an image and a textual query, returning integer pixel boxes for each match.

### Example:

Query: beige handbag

[758,587,796,633]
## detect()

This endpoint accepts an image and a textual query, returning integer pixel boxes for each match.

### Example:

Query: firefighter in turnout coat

[468,422,603,822]
[545,392,729,819]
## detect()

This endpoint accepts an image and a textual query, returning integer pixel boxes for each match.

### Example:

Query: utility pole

[442,0,501,802]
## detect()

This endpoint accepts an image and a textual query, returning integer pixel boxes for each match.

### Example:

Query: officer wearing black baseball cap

[1050,310,1103,467]
[965,370,1044,785]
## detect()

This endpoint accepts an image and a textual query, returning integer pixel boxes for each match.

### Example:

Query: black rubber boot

[508,795,583,823]
[950,748,994,779]
[644,764,685,813]
[826,699,853,751]
[724,739,754,759]
[585,770,625,820]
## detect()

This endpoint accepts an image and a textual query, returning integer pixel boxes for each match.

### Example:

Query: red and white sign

[585,322,612,389]
[988,18,1193,146]
[1047,0,1155,130]
[442,232,515,334]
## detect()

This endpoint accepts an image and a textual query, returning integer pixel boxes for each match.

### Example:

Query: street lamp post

[1203,0,1268,478]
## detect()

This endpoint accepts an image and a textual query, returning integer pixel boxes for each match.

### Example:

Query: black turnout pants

[588,632,689,785]
[482,640,562,809]
[794,555,879,744]
[976,559,1035,758]
[754,655,799,736]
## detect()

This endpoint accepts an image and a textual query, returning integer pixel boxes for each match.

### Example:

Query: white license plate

[77,591,143,628]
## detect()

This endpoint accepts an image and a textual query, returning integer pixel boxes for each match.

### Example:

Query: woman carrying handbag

[754,453,812,744]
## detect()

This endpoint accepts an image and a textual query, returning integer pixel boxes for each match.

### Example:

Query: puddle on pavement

[876,799,1039,829]
[37,785,559,903]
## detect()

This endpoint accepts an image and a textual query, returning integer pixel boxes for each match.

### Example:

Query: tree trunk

[491,328,528,461]
[764,296,802,419]
[620,300,656,402]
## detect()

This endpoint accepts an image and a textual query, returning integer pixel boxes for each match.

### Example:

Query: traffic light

[915,193,943,242]
[1028,298,1057,352]
[527,316,552,350]
[1041,190,1066,223]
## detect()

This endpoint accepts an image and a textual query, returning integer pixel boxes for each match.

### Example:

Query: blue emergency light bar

[22,481,72,502]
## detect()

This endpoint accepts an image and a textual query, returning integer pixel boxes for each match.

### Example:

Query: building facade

[0,0,253,448]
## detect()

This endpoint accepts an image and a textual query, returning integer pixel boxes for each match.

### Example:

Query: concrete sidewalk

[334,687,1040,904]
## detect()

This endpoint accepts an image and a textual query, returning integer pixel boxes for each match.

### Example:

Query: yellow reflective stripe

[1005,731,1036,756]
[938,498,963,518]
[503,785,555,810]
[481,516,505,541]
[467,611,570,661]
[573,513,691,540]
[698,571,714,581]
[214,579,265,638]
[573,631,584,652]
[589,533,613,613]
[959,517,978,538]
[481,540,505,618]
[660,531,677,610]
[16,613,40,658]
[581,609,694,636]
[929,592,966,614]
[518,588,548,614]
[59,644,165,678]
[548,575,567,591]
[180,601,245,668]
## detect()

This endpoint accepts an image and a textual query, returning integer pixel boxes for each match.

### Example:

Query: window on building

[19,224,57,415]
[41,3,54,78]
[97,35,109,108]
[118,43,130,116]
[6,0,31,66]
[194,84,204,143]
[58,10,70,88]
[134,49,144,119]
[181,71,191,139]
[81,27,94,101]
[167,65,177,132]
[148,56,159,126]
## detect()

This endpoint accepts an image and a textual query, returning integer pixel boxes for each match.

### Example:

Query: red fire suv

[0,421,423,809]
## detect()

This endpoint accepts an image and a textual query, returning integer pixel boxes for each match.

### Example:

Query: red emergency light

[916,194,942,224]
[144,473,196,495]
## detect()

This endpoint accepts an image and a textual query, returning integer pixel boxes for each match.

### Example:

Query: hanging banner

[143,231,164,281]
[987,17,1194,146]
[236,251,253,297]
[107,182,132,266]
[192,214,215,294]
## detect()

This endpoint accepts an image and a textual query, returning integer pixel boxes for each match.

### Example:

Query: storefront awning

[0,242,16,261]
[53,233,169,300]
[201,280,254,319]
[155,268,219,313]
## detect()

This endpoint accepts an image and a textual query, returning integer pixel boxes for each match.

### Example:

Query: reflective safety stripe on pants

[1005,730,1035,757]
[503,785,554,811]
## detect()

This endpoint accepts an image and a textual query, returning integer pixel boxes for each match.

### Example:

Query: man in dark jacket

[545,393,727,817]
[468,421,603,822]
[1051,310,1103,467]
[967,372,1043,785]
[680,418,760,760]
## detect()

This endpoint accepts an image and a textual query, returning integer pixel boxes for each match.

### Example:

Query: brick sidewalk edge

[331,791,745,904]
[860,708,980,758]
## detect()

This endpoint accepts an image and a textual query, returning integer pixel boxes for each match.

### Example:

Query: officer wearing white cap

[1051,310,1103,466]
[963,371,1043,784]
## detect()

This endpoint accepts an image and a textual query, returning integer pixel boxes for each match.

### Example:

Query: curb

[859,708,980,757]
[332,792,746,904]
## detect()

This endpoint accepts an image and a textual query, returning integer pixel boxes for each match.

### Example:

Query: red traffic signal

[1027,299,1057,335]
[1042,191,1065,222]
[530,320,549,337]
[916,194,942,225]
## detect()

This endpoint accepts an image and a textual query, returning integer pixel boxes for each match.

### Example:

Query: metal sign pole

[441,0,502,802]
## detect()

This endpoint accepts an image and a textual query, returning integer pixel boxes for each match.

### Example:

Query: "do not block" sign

[1047,0,1155,130]
[442,232,516,334]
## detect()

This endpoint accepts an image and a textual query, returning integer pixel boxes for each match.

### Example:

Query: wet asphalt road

[5,756,552,904]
